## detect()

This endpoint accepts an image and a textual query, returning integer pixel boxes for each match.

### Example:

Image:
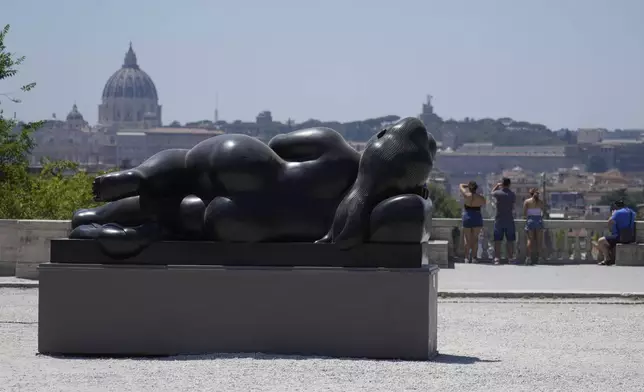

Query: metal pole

[542,172,549,219]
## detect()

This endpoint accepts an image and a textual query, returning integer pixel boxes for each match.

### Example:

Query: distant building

[577,128,604,144]
[437,144,578,175]
[115,127,224,168]
[418,95,442,138]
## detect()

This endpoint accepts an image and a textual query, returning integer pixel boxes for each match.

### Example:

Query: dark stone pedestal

[38,263,438,360]
[50,239,427,268]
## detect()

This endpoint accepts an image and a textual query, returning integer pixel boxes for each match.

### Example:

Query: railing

[430,218,644,264]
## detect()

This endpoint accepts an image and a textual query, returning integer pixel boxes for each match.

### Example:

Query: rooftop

[146,127,224,135]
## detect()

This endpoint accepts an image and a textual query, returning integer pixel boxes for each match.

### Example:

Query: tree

[598,188,644,211]
[0,24,99,220]
[428,183,461,218]
[587,155,608,173]
[0,25,40,169]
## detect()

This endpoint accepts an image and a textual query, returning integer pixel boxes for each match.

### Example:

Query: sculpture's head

[359,117,437,189]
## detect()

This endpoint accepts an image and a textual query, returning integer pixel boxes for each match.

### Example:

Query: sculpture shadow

[41,352,500,364]
[432,353,501,365]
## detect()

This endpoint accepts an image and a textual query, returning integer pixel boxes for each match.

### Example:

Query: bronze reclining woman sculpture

[69,117,437,258]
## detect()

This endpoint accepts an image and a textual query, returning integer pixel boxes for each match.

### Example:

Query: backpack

[618,209,636,244]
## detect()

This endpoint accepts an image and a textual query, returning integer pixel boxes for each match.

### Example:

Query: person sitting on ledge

[596,199,636,266]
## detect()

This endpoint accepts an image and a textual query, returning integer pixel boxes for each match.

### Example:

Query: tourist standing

[597,200,636,266]
[460,181,486,263]
[523,188,545,265]
[491,177,516,264]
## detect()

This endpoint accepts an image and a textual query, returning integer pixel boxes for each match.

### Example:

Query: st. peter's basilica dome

[98,43,162,128]
[101,43,158,101]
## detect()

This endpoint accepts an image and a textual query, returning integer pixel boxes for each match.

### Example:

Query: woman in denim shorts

[523,188,545,265]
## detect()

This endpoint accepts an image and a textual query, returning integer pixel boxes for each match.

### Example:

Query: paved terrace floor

[1,288,643,392]
[440,264,644,295]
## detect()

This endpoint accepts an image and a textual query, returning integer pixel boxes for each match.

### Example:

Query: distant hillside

[166,114,575,146]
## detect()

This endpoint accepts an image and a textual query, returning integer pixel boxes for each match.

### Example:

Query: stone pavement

[440,264,644,296]
[1,288,643,391]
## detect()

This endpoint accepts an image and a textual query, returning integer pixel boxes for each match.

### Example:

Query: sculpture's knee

[178,195,206,236]
[369,194,433,243]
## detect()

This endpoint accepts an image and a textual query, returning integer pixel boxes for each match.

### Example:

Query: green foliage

[555,229,566,251]
[0,24,100,220]
[0,160,100,219]
[597,188,644,210]
[428,183,461,218]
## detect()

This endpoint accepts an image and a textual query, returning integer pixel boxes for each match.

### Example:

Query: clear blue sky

[2,0,643,130]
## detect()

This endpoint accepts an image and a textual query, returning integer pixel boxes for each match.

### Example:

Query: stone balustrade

[432,218,644,264]
[2,218,644,279]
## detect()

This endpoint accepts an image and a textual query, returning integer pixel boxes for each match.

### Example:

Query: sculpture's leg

[315,204,348,244]
[71,196,151,229]
[203,197,269,242]
[333,196,369,250]
[93,149,191,202]
[172,195,206,239]
[69,221,162,259]
[93,170,144,202]
[369,194,433,243]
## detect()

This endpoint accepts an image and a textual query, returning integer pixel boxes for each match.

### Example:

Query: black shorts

[605,234,631,248]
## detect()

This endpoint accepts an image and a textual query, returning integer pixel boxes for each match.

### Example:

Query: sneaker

[493,258,501,265]
[464,257,470,264]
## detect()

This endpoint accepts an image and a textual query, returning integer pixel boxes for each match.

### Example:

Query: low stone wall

[4,218,643,280]
[0,220,70,279]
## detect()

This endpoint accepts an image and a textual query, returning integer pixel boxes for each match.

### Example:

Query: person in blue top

[597,199,636,266]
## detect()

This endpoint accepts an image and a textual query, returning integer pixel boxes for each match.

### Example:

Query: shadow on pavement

[433,353,501,364]
[41,352,502,364]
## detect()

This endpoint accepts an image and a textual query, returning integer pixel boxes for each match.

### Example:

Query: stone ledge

[615,243,644,266]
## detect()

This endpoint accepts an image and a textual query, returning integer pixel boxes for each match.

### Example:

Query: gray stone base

[616,243,644,266]
[38,263,439,360]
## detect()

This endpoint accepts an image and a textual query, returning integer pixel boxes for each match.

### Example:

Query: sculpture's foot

[69,222,159,259]
[314,233,332,244]
[93,170,143,202]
